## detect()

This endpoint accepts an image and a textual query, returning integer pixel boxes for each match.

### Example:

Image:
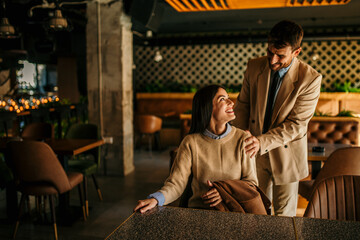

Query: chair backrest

[65,123,100,165]
[29,108,50,123]
[7,141,72,194]
[304,147,360,220]
[136,115,162,134]
[21,122,54,140]
[65,123,98,139]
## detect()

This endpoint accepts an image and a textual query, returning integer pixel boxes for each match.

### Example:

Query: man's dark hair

[268,20,303,50]
[189,85,225,134]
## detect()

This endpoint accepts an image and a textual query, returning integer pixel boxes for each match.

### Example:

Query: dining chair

[7,140,86,240]
[29,108,51,123]
[65,123,102,216]
[21,122,55,214]
[21,122,54,140]
[303,147,360,221]
[136,114,162,156]
[0,111,17,137]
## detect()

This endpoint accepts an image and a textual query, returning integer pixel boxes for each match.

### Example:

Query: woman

[134,85,258,213]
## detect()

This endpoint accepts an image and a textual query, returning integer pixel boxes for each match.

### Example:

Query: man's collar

[277,58,294,78]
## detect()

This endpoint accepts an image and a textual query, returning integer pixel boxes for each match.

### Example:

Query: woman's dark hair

[189,85,225,134]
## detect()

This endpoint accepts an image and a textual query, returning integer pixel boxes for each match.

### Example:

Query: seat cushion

[20,182,58,195]
[68,159,98,176]
[67,172,84,190]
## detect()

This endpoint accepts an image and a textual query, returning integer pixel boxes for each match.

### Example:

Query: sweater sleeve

[240,133,258,186]
[159,137,193,205]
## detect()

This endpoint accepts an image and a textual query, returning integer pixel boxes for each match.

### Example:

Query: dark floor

[0,148,174,240]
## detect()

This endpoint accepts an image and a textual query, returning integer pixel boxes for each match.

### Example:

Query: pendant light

[47,0,69,31]
[0,1,17,38]
[48,8,68,30]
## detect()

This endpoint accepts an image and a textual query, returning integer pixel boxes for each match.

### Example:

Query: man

[232,20,322,216]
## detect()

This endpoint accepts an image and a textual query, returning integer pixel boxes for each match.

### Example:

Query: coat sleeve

[159,137,193,205]
[232,61,251,130]
[258,74,322,155]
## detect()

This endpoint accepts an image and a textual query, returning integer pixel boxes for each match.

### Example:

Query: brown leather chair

[7,141,86,240]
[136,114,162,156]
[301,117,360,196]
[21,122,54,141]
[21,122,55,214]
[303,147,360,221]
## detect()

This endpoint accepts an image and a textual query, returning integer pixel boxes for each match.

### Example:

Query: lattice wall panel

[134,40,360,91]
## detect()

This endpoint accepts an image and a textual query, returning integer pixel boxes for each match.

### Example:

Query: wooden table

[308,142,351,178]
[106,206,360,240]
[308,142,351,161]
[45,138,104,169]
[179,113,192,139]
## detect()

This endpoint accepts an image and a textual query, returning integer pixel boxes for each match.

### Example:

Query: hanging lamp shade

[48,9,68,30]
[0,17,15,38]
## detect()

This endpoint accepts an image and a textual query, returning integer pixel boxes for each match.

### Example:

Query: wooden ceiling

[165,0,351,12]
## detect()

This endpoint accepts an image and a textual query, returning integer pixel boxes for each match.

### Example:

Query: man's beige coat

[233,56,322,184]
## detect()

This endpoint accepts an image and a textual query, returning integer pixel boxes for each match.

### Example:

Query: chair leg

[36,196,40,215]
[83,176,89,217]
[78,184,87,221]
[43,196,47,219]
[91,174,103,201]
[139,134,144,152]
[13,193,26,239]
[149,134,152,158]
[48,195,58,240]
[26,196,31,214]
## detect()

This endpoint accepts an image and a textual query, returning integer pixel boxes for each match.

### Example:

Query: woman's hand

[201,180,222,207]
[134,198,158,213]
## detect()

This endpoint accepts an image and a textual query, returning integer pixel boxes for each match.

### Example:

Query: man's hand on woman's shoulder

[244,130,260,158]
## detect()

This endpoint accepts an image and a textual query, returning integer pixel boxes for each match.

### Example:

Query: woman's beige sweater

[159,126,258,209]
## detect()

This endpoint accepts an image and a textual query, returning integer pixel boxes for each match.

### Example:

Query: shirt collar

[277,58,294,78]
[203,123,232,140]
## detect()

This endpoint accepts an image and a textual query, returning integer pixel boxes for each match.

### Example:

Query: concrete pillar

[86,0,134,176]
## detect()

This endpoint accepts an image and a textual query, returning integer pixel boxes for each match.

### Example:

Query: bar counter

[106,206,360,240]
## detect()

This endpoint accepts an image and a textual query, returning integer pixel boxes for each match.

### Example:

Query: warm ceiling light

[48,9,68,30]
[0,17,15,38]
[165,0,351,12]
[154,48,163,62]
[0,1,17,38]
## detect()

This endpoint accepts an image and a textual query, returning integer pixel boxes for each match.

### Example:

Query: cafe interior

[0,0,360,239]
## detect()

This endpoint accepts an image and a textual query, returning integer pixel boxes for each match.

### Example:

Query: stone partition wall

[86,1,134,176]
[134,40,360,91]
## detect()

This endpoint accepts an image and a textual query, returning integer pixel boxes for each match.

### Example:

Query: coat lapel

[257,61,271,131]
[271,58,299,124]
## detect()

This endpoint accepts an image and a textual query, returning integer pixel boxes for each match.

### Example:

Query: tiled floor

[0,148,308,240]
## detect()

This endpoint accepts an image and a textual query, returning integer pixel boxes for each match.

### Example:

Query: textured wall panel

[134,41,360,91]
